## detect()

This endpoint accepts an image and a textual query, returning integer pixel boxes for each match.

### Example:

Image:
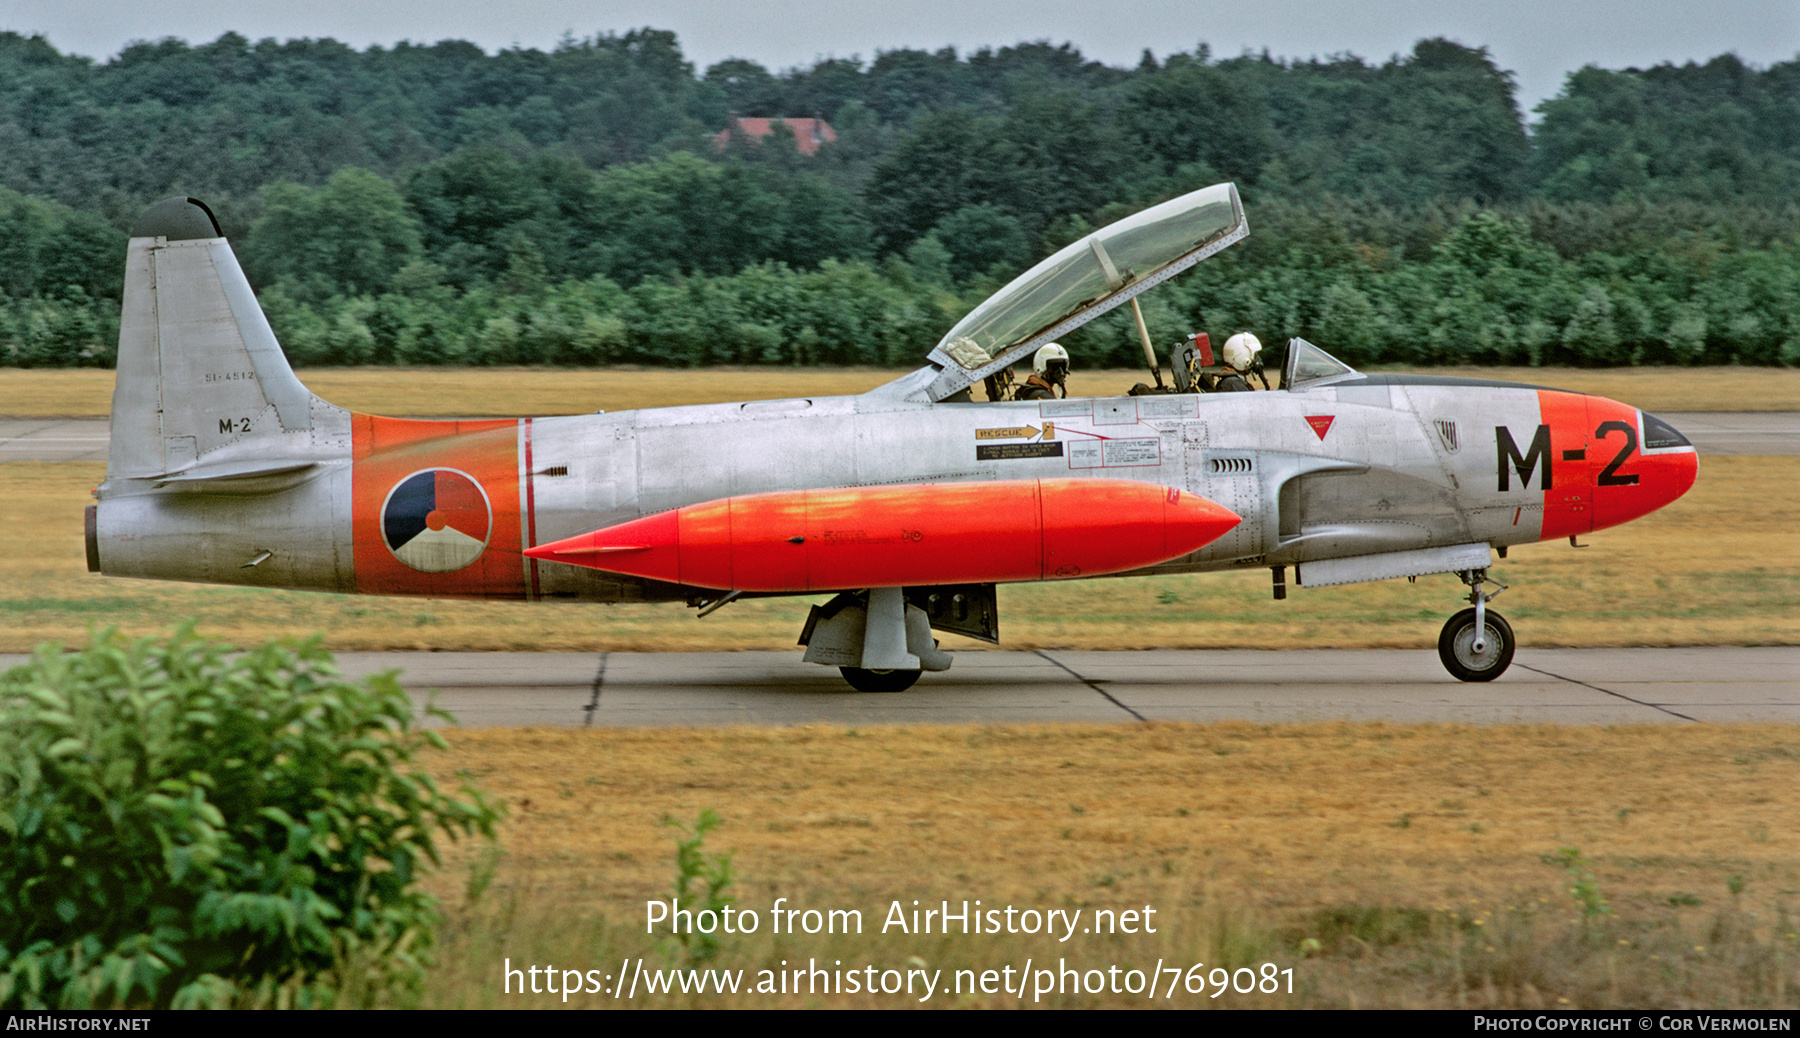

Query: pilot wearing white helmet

[1208,332,1262,392]
[1014,342,1069,400]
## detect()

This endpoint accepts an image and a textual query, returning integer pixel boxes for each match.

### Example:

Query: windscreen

[1282,338,1357,389]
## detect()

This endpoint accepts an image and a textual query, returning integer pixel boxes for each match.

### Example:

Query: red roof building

[713,117,837,156]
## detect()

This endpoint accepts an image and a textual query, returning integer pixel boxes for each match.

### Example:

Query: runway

[2,412,1796,461]
[1,647,1790,728]
[280,647,1797,728]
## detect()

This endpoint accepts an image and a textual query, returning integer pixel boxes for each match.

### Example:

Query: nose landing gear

[1438,569,1514,682]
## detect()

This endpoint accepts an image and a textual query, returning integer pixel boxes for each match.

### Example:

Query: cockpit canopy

[1282,338,1359,390]
[923,183,1247,401]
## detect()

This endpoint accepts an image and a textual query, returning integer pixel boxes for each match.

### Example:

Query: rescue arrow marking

[976,425,1041,440]
[1305,415,1335,440]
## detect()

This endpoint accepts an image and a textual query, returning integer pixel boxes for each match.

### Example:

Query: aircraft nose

[1640,410,1698,497]
[1589,406,1698,533]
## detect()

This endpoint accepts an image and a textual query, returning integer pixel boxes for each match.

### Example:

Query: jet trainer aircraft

[86,185,1697,691]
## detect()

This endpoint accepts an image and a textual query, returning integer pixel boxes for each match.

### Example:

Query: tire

[1437,607,1516,682]
[839,666,922,693]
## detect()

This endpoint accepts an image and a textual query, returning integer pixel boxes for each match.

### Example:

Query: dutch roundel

[382,469,492,573]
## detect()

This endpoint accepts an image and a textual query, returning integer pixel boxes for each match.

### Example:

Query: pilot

[1206,332,1262,393]
[1014,343,1069,401]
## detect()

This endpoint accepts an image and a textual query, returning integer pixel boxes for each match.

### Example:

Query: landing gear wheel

[1437,607,1515,682]
[839,666,922,693]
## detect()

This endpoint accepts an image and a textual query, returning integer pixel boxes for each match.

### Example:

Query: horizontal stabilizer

[153,460,319,490]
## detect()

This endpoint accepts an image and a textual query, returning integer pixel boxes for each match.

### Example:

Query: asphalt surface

[229,647,1800,728]
[2,647,1790,728]
[2,412,1796,462]
[1649,411,1800,455]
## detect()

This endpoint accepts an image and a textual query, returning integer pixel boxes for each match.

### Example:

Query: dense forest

[0,29,1793,369]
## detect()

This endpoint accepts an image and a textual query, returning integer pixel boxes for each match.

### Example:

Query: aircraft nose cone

[1589,407,1698,533]
[1642,410,1699,502]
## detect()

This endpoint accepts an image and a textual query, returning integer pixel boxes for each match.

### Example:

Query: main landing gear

[797,587,954,692]
[839,666,922,693]
[1437,569,1514,682]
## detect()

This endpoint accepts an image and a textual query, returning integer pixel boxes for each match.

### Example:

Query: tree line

[0,29,1791,368]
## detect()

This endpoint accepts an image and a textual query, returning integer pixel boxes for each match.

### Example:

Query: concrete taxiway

[3,647,1791,728]
[281,647,1798,728]
[0,418,110,462]
[3,413,1796,462]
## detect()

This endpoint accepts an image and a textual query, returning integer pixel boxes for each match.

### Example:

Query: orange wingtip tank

[524,478,1242,592]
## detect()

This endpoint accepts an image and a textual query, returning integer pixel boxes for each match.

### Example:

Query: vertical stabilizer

[108,197,346,480]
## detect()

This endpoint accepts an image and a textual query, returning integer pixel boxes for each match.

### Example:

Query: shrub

[661,809,735,965]
[0,628,499,1008]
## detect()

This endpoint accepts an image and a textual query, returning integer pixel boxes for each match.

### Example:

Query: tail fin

[108,197,345,481]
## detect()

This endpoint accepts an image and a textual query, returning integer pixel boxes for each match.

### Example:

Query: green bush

[0,628,499,1008]
[661,809,735,964]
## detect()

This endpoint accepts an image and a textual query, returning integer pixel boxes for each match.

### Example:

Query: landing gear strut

[1438,569,1514,682]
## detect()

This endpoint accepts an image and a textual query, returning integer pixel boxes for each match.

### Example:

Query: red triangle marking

[1305,415,1335,440]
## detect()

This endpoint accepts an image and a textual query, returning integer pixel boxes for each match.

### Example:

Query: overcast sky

[0,0,1793,113]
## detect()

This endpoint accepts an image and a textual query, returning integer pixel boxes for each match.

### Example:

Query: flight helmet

[1034,342,1070,383]
[1223,332,1262,371]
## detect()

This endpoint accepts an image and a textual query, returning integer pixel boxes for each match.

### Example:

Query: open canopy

[923,182,1246,401]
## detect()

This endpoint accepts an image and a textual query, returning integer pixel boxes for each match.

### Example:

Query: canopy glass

[928,183,1246,381]
[1282,338,1359,390]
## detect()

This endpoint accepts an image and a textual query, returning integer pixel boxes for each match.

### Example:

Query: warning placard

[1136,396,1198,419]
[1094,401,1137,425]
[1105,439,1162,465]
[1068,437,1161,469]
[977,442,1065,461]
[1039,400,1092,418]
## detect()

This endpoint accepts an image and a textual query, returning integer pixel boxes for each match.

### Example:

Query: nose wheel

[1438,607,1515,681]
[1438,568,1515,682]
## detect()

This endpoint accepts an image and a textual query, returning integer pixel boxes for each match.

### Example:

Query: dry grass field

[3,451,1793,653]
[5,364,1800,417]
[405,721,1800,1008]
